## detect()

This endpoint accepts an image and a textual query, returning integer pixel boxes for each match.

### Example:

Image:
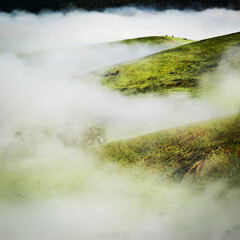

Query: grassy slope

[113,36,193,46]
[100,114,240,181]
[102,32,240,95]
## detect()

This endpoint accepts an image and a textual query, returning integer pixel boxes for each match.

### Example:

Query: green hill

[111,36,193,47]
[99,114,240,182]
[102,32,240,95]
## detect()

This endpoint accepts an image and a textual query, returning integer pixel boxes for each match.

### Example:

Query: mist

[0,7,240,240]
[0,8,240,52]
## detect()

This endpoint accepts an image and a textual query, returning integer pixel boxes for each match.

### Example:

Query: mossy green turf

[102,32,240,95]
[99,114,240,181]
[113,36,193,46]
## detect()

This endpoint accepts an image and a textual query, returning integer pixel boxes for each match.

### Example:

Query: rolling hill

[102,32,240,95]
[110,36,193,47]
[99,114,240,182]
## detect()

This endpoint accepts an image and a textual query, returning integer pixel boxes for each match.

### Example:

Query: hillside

[99,114,240,182]
[102,32,240,95]
[112,36,193,47]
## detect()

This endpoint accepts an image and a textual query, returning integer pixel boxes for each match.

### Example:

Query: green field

[110,35,193,46]
[102,32,240,95]
[99,32,240,184]
[99,114,240,182]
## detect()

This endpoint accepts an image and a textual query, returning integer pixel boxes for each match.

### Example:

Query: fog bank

[0,7,240,240]
[1,8,239,140]
[0,8,240,52]
[1,143,240,240]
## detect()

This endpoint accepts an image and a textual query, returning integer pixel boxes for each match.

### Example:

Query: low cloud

[0,8,239,52]
[0,7,240,240]
[203,47,240,112]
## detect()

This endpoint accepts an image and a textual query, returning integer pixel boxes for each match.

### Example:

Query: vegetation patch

[111,36,193,46]
[99,114,240,181]
[102,32,240,95]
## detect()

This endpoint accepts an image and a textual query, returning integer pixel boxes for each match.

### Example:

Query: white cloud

[0,7,240,240]
[0,8,239,52]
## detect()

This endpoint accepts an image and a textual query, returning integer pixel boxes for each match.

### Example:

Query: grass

[102,32,240,95]
[111,36,193,46]
[99,114,240,181]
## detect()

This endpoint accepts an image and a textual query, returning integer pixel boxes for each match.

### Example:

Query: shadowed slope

[100,114,240,181]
